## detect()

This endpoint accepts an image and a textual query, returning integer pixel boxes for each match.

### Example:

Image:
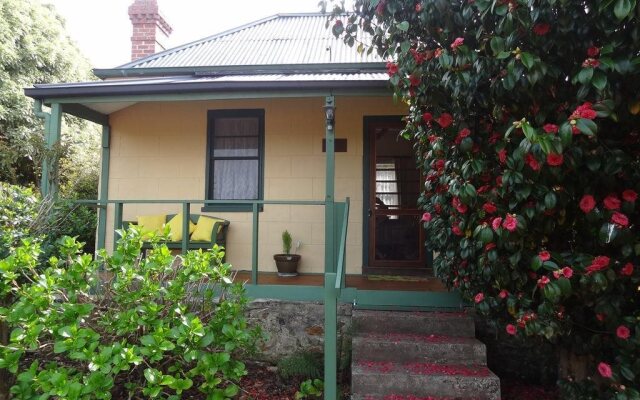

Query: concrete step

[352,309,476,337]
[352,333,487,365]
[351,361,500,400]
[352,395,488,400]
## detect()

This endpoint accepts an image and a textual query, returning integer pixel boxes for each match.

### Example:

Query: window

[204,109,264,211]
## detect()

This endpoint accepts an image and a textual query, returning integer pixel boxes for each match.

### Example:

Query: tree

[0,0,97,188]
[326,0,640,397]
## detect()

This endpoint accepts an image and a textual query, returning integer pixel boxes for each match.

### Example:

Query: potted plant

[274,230,301,276]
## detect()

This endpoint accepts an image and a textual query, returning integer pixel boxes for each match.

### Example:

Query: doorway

[363,117,429,275]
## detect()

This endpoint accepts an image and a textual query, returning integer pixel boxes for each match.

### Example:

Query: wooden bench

[124,214,229,252]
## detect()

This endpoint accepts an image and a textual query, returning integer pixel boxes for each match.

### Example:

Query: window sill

[201,204,263,213]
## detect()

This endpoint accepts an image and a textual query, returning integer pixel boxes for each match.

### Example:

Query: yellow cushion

[166,213,197,242]
[190,216,224,242]
[137,214,166,239]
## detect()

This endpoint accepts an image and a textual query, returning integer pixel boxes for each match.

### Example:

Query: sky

[44,0,328,68]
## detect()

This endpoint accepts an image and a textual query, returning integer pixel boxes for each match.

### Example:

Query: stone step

[351,361,500,400]
[352,309,476,337]
[352,333,487,365]
[352,395,488,400]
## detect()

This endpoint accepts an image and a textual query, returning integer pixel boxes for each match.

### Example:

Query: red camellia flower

[587,46,600,57]
[622,189,638,202]
[616,325,631,340]
[579,195,596,213]
[537,276,550,288]
[452,225,463,236]
[409,74,421,87]
[421,212,432,222]
[492,217,503,231]
[506,324,517,335]
[543,124,559,134]
[598,362,612,379]
[483,202,497,214]
[435,159,445,170]
[451,37,464,50]
[422,112,433,123]
[474,292,484,303]
[386,62,398,76]
[525,153,540,171]
[532,23,550,35]
[586,256,610,274]
[485,243,496,251]
[621,262,634,276]
[499,289,509,299]
[436,113,453,128]
[415,3,423,13]
[603,194,621,210]
[570,102,597,120]
[546,153,563,166]
[538,251,551,262]
[582,58,600,68]
[562,267,574,279]
[498,149,507,164]
[452,197,468,214]
[611,211,629,227]
[502,214,518,232]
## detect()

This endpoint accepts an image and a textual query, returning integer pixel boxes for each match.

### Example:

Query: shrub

[327,0,640,397]
[0,229,260,399]
[277,351,323,380]
[0,182,40,258]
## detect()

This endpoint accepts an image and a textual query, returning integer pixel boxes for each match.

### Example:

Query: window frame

[202,109,265,212]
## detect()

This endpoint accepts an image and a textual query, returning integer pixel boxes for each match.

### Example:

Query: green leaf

[520,52,535,69]
[496,51,511,59]
[620,365,635,380]
[592,71,607,91]
[531,255,542,271]
[614,0,633,19]
[576,118,598,136]
[396,21,409,31]
[578,68,593,84]
[544,192,557,209]
[490,37,505,55]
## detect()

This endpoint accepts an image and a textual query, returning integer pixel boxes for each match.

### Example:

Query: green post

[46,103,63,199]
[113,202,123,250]
[33,101,51,197]
[182,202,190,254]
[96,125,110,251]
[324,95,336,274]
[324,273,338,400]
[251,202,259,285]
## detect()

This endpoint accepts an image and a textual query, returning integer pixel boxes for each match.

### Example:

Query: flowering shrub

[326,0,640,396]
[0,230,259,399]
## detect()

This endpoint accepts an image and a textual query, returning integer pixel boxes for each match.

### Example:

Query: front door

[364,117,427,274]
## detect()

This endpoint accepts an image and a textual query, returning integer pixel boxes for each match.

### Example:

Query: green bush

[0,229,260,399]
[0,182,40,259]
[277,351,323,380]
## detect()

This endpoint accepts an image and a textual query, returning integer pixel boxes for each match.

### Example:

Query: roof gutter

[93,62,387,79]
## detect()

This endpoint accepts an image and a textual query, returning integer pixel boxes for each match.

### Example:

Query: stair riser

[352,338,487,365]
[351,372,500,400]
[352,315,475,337]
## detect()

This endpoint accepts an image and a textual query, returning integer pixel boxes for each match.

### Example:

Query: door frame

[362,116,432,276]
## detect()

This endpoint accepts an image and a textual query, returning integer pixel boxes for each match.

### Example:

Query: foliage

[282,230,293,254]
[0,229,260,399]
[0,0,98,188]
[277,351,323,380]
[0,183,40,259]
[326,0,640,397]
[295,379,323,399]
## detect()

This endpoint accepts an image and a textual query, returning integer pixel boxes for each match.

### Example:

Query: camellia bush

[0,230,259,399]
[325,0,640,397]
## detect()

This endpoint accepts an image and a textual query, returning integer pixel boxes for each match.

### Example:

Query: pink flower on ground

[579,195,596,213]
[506,324,517,335]
[421,212,432,222]
[621,262,634,276]
[611,211,629,227]
[598,362,612,378]
[492,217,503,231]
[502,214,518,232]
[474,292,485,303]
[538,251,551,262]
[604,194,621,210]
[616,325,630,340]
[622,189,638,203]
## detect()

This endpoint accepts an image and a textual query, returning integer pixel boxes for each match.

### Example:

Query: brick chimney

[128,0,173,61]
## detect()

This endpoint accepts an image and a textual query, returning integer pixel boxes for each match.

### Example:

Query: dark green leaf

[576,119,598,136]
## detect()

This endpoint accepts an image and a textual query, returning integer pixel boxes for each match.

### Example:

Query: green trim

[33,100,51,196]
[323,273,338,400]
[94,63,386,79]
[201,204,261,212]
[244,284,324,301]
[251,203,259,285]
[96,125,110,251]
[204,109,265,208]
[354,289,463,309]
[38,89,392,105]
[324,96,336,274]
[46,104,63,199]
[61,103,109,125]
[113,202,123,251]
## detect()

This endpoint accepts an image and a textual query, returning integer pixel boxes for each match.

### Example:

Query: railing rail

[334,198,350,294]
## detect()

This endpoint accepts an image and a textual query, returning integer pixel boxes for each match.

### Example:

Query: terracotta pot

[273,254,301,276]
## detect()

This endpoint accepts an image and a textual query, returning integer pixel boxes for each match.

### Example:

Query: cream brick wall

[104,96,407,274]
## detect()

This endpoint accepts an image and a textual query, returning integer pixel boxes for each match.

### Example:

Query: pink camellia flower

[415,3,423,12]
[474,292,484,303]
[525,153,540,171]
[492,217,503,231]
[539,251,551,262]
[611,211,629,227]
[603,194,621,210]
[587,46,600,58]
[499,289,509,299]
[436,113,454,128]
[598,362,612,379]
[562,266,574,279]
[452,225,463,236]
[570,102,598,120]
[579,195,596,213]
[582,58,600,68]
[506,324,517,335]
[586,256,610,274]
[543,124,559,134]
[532,23,550,36]
[451,37,464,50]
[452,197,468,214]
[553,270,562,279]
[422,112,433,123]
[616,325,631,340]
[537,276,550,288]
[483,202,497,214]
[546,153,564,166]
[502,214,518,232]
[386,62,398,76]
[622,189,638,202]
[621,262,634,276]
[409,74,421,87]
[421,212,432,222]
[485,243,496,251]
[498,149,507,164]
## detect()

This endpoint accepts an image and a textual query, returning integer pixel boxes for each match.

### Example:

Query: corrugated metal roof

[120,13,382,69]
